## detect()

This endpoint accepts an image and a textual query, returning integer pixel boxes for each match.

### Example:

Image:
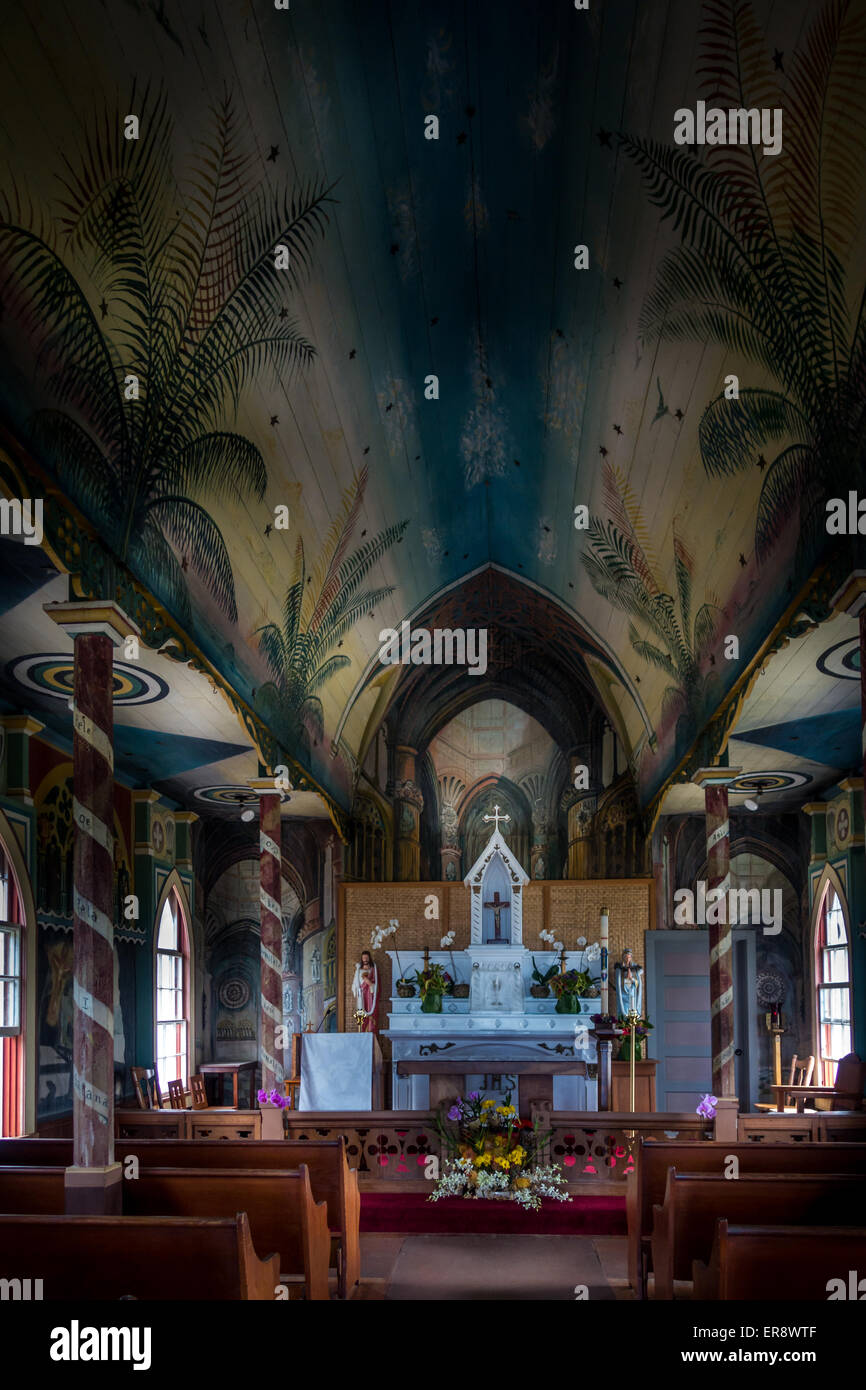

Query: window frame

[154,889,190,1090]
[814,883,854,1086]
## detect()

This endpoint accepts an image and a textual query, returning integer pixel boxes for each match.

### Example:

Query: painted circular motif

[836,807,850,844]
[756,968,786,1007]
[7,655,168,705]
[816,638,861,681]
[218,977,251,1010]
[194,785,291,815]
[728,770,808,794]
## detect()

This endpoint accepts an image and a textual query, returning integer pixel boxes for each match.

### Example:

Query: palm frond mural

[0,84,333,621]
[255,465,409,750]
[622,0,866,562]
[582,465,722,749]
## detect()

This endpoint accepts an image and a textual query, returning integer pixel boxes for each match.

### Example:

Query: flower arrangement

[616,1014,654,1061]
[550,968,593,997]
[430,1091,570,1210]
[696,1093,718,1120]
[411,960,453,1000]
[257,1087,292,1110]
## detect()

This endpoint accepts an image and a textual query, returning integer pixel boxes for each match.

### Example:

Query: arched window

[0,841,25,1137]
[155,890,190,1089]
[815,886,853,1085]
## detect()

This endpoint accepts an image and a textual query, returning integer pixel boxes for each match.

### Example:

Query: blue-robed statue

[615,948,643,1017]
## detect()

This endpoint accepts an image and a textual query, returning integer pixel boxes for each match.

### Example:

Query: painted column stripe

[74,977,114,1036]
[261,945,281,975]
[73,799,114,856]
[72,1068,110,1123]
[709,932,732,966]
[706,819,729,854]
[73,888,114,945]
[262,997,282,1025]
[260,889,281,920]
[73,709,114,769]
[260,832,280,859]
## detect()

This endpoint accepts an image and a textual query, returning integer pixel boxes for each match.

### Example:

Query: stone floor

[349,1232,634,1301]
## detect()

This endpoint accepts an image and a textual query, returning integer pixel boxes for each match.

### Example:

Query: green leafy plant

[0,84,333,621]
[411,962,453,1000]
[622,0,866,562]
[255,464,408,748]
[531,957,560,986]
[549,969,593,998]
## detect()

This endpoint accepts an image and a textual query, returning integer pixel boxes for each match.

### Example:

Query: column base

[713,1096,740,1143]
[64,1163,123,1215]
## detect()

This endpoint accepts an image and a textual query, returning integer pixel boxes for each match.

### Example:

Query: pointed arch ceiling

[0,0,863,818]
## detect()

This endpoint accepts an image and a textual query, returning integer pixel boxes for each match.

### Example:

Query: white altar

[382,812,601,1110]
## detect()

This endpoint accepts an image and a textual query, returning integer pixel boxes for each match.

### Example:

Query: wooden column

[693,767,741,1098]
[45,599,139,1213]
[393,745,423,881]
[255,788,284,1091]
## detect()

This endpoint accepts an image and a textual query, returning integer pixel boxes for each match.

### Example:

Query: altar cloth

[299,1033,383,1110]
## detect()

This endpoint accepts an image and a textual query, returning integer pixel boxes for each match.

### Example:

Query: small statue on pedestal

[615,948,643,1018]
[351,949,379,1033]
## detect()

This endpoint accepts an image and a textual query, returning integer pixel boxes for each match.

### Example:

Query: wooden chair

[773,1052,866,1113]
[130,1067,163,1111]
[166,1080,186,1110]
[190,1074,210,1110]
[282,1034,302,1109]
[755,1054,814,1112]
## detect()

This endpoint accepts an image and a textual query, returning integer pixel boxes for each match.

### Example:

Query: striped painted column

[704,782,735,1096]
[259,791,284,1090]
[46,599,138,1208]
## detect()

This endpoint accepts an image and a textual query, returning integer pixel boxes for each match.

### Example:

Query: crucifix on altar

[483,890,510,943]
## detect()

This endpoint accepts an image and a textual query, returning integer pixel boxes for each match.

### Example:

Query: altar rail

[284,1109,708,1188]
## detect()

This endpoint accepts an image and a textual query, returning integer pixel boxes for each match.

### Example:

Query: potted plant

[550,968,593,1014]
[412,961,453,1013]
[396,978,415,998]
[257,1086,292,1140]
[616,1015,654,1060]
[530,957,560,998]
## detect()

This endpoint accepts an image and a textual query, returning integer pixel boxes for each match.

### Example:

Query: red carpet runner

[360,1192,626,1236]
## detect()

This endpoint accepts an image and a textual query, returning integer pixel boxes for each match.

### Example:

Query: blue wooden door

[645,930,757,1112]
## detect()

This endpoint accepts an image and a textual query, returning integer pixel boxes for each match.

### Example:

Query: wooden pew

[0,1135,360,1299]
[651,1170,866,1300]
[122,1164,330,1301]
[627,1140,866,1298]
[0,1165,65,1213]
[0,1212,279,1299]
[693,1221,866,1301]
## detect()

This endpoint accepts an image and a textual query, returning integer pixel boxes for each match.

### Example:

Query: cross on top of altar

[464,812,528,947]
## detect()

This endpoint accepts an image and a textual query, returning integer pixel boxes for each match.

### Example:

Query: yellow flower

[481,1099,495,1110]
[474,1152,492,1167]
[514,1177,530,1189]
[495,1157,511,1170]
[510,1147,525,1166]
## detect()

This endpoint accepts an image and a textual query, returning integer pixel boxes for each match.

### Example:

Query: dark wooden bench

[628,1139,866,1298]
[651,1170,866,1299]
[693,1221,866,1301]
[0,1135,360,1299]
[0,1165,65,1213]
[0,1212,279,1299]
[122,1164,330,1300]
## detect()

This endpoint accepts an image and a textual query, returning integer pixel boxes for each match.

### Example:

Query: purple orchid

[696,1093,718,1119]
[447,1104,461,1121]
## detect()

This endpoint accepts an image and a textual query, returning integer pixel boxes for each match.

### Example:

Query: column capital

[173,811,199,825]
[691,766,742,790]
[801,802,827,817]
[0,715,44,737]
[44,599,140,646]
[830,570,866,617]
[247,778,286,798]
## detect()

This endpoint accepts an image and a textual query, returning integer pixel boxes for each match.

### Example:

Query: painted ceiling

[0,0,864,824]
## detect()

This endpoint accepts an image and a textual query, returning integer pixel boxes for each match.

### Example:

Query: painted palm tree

[255,465,408,749]
[582,465,722,746]
[623,0,866,561]
[0,85,332,621]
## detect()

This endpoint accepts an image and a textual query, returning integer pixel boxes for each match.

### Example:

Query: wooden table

[199,1061,258,1109]
[772,1084,862,1113]
[396,1057,588,1116]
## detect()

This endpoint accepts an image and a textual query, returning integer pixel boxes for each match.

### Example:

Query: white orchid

[539,928,557,945]
[553,940,564,952]
[585,941,601,962]
[577,936,587,948]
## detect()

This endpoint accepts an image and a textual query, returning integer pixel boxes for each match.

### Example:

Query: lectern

[298,1033,384,1110]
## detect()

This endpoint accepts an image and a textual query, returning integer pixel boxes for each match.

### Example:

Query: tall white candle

[600,907,609,1015]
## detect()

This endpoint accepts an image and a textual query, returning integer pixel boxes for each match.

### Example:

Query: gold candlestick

[353,1009,366,1033]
